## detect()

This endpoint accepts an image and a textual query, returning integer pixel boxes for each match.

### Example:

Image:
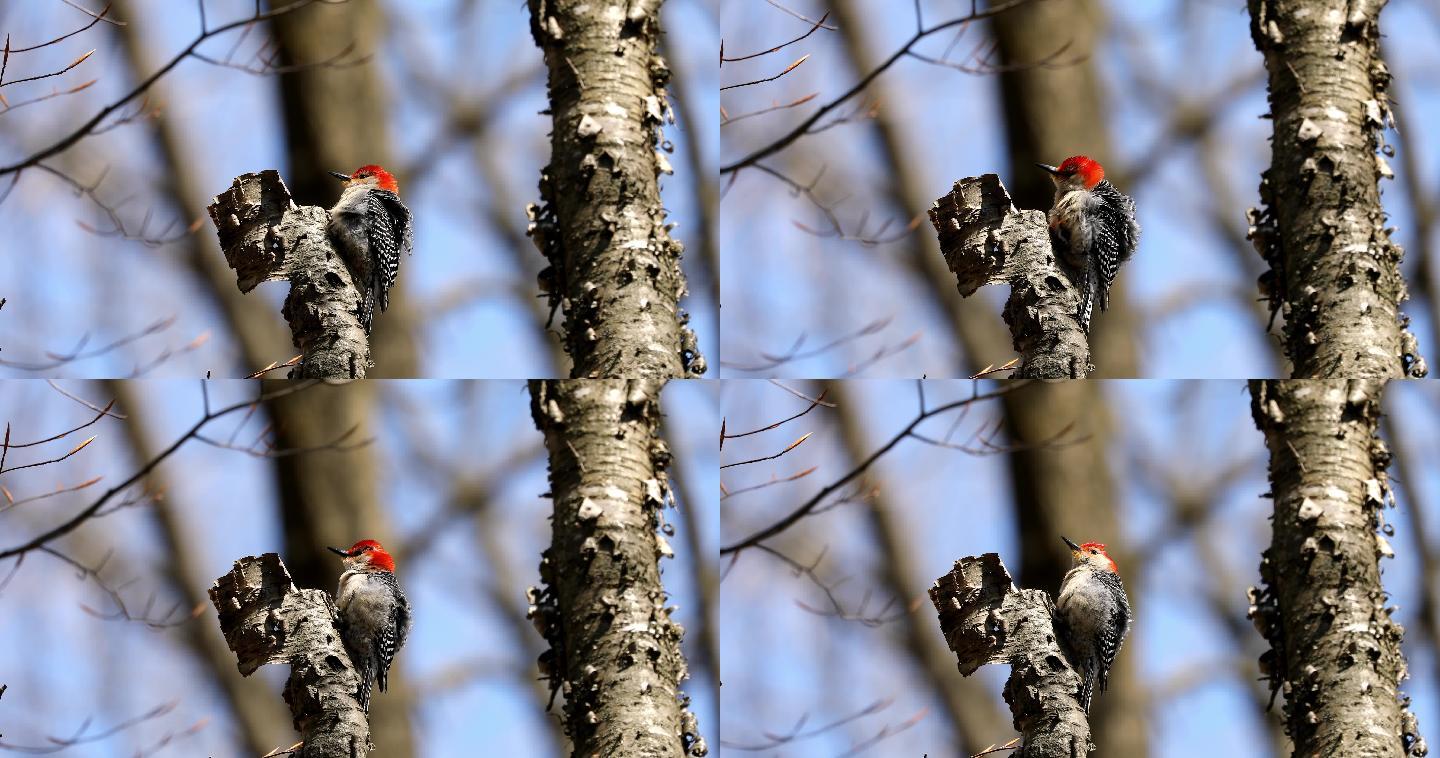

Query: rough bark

[930,553,1091,757]
[828,0,1012,375]
[209,553,371,758]
[527,379,706,757]
[1247,380,1426,757]
[1245,0,1426,378]
[268,0,418,378]
[931,175,1091,378]
[208,171,370,378]
[1001,381,1145,757]
[526,0,705,379]
[825,381,1007,754]
[263,381,415,758]
[989,0,1137,377]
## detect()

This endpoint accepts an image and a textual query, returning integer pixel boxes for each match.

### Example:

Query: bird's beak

[328,171,352,181]
[1061,536,1081,552]
[327,546,350,557]
[1036,163,1061,177]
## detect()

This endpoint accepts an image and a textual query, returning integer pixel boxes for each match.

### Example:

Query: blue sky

[719,0,1440,378]
[719,379,1440,757]
[0,379,717,757]
[0,0,717,378]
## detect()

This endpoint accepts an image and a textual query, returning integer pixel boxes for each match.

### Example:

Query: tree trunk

[269,0,419,377]
[210,554,371,758]
[527,379,706,757]
[990,0,1137,378]
[1245,0,1425,378]
[930,177,1092,377]
[1001,381,1147,757]
[526,0,705,379]
[1248,380,1426,756]
[931,553,1091,757]
[208,172,371,377]
[264,381,416,758]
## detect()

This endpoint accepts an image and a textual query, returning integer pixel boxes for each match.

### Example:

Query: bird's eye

[1090,549,1098,554]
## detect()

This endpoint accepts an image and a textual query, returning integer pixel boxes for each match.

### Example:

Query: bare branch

[0,0,339,176]
[720,0,1039,174]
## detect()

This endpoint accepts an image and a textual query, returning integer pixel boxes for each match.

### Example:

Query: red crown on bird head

[341,539,395,572]
[1077,541,1118,572]
[350,165,399,194]
[1057,155,1105,190]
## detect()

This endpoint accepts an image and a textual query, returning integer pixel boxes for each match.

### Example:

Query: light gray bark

[527,379,706,757]
[931,553,1092,757]
[1246,0,1426,378]
[209,553,370,758]
[208,170,370,378]
[1248,380,1426,757]
[931,175,1092,378]
[526,0,705,379]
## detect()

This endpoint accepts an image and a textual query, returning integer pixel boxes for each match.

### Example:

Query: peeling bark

[930,175,1092,378]
[209,553,370,758]
[930,553,1092,757]
[1246,0,1426,378]
[526,0,706,379]
[527,379,706,757]
[1247,380,1426,757]
[208,171,369,378]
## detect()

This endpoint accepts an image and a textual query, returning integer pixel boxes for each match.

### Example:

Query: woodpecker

[327,165,413,334]
[1037,156,1140,334]
[327,539,410,712]
[1055,536,1131,712]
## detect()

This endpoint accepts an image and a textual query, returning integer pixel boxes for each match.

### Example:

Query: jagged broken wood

[209,553,371,758]
[930,174,1091,378]
[208,170,370,379]
[930,553,1091,758]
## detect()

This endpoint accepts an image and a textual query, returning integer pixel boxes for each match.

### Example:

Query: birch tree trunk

[1246,0,1426,378]
[1248,380,1426,756]
[527,0,705,379]
[528,379,707,757]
